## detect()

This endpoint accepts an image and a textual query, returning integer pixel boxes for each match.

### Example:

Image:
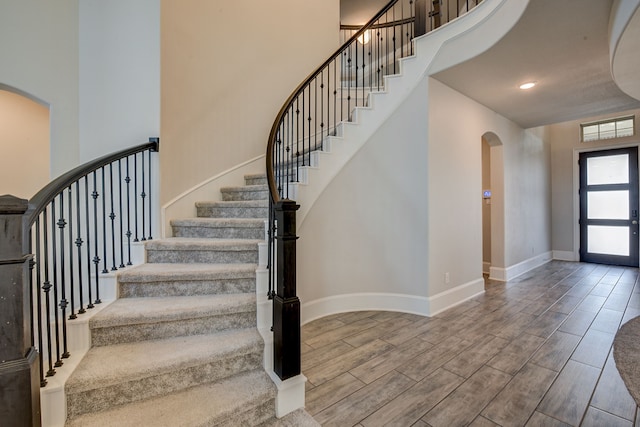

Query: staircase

[63,174,317,426]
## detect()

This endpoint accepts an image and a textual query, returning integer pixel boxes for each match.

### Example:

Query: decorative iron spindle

[41,207,55,377]
[92,171,102,304]
[141,152,147,241]
[51,198,63,368]
[86,175,95,310]
[35,218,46,386]
[110,163,117,271]
[75,181,85,315]
[20,141,157,389]
[118,160,125,268]
[125,157,132,265]
[57,192,70,359]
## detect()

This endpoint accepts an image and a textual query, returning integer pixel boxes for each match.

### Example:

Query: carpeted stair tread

[146,237,264,250]
[117,263,258,298]
[171,218,266,239]
[90,293,256,328]
[259,409,321,427]
[171,218,266,227]
[145,238,261,264]
[66,369,276,427]
[66,328,263,394]
[196,200,269,219]
[118,262,258,282]
[220,185,268,201]
[196,200,269,208]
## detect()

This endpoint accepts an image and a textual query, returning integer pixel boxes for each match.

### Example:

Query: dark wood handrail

[266,0,400,204]
[25,138,159,228]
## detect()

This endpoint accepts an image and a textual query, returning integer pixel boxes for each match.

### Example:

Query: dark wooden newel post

[273,199,301,380]
[0,195,41,426]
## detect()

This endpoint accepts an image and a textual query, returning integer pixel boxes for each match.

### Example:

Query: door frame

[572,143,640,264]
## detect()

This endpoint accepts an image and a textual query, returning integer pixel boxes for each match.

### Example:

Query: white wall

[79,0,161,161]
[549,108,640,258]
[296,75,552,320]
[298,76,430,318]
[0,90,50,198]
[0,0,79,178]
[160,0,340,205]
[428,78,551,289]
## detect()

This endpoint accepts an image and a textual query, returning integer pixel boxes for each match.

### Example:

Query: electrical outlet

[445,272,450,284]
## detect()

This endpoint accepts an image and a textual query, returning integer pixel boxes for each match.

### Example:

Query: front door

[579,147,639,267]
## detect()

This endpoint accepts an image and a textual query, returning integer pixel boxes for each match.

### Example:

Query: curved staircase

[63,174,317,426]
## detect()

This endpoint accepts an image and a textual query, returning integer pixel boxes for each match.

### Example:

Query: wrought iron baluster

[118,160,125,268]
[109,163,117,271]
[125,156,132,265]
[75,181,85,315]
[92,171,102,304]
[34,218,46,385]
[57,192,69,359]
[101,167,108,274]
[141,153,147,241]
[67,186,77,320]
[50,198,62,368]
[134,153,139,242]
[85,176,94,309]
[148,148,153,240]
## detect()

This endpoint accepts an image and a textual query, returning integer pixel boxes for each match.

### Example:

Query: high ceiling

[432,0,640,128]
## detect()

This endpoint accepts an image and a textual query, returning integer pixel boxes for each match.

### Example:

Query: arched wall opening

[482,131,505,279]
[0,85,50,199]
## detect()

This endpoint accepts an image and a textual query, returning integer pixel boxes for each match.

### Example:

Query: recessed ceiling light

[519,82,536,90]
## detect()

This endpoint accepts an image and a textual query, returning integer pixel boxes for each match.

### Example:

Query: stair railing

[265,0,483,381]
[0,138,158,426]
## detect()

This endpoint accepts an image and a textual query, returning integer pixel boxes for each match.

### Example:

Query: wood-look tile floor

[301,261,640,426]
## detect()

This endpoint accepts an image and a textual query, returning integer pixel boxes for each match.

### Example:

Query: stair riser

[197,206,268,219]
[219,397,275,427]
[147,248,259,264]
[172,225,265,239]
[66,349,262,419]
[245,176,267,186]
[221,189,269,201]
[91,311,257,346]
[119,278,256,298]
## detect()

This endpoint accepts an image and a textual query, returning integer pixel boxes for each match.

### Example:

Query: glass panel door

[579,147,639,267]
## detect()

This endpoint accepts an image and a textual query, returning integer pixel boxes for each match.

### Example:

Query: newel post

[0,195,41,426]
[273,199,301,380]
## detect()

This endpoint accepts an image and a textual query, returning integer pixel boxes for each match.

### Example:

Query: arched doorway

[481,131,505,279]
[0,86,50,198]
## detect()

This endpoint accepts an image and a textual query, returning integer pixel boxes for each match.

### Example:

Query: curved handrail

[266,0,401,204]
[25,139,159,227]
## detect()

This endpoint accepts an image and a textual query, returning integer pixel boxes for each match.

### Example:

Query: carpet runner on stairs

[64,173,317,426]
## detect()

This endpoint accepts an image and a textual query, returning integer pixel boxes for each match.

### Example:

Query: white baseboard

[426,278,485,316]
[300,281,485,324]
[301,292,431,325]
[553,250,577,261]
[490,251,553,282]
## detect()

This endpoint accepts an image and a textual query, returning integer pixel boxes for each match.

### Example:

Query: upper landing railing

[264,0,482,381]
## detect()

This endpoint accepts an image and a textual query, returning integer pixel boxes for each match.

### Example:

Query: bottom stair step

[65,328,263,419]
[66,369,277,427]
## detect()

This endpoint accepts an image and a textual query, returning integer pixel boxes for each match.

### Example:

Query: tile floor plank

[359,368,465,427]
[313,370,415,426]
[536,360,601,425]
[305,372,366,416]
[581,406,633,427]
[590,355,637,421]
[422,365,512,427]
[481,362,557,427]
[487,333,546,375]
[529,330,581,372]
